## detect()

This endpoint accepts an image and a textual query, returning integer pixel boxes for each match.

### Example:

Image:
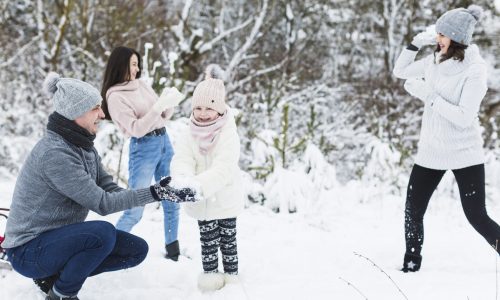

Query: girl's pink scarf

[190,111,229,155]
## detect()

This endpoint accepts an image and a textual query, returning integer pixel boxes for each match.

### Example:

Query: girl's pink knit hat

[191,64,226,114]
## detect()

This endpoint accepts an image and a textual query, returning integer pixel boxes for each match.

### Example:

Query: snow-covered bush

[262,143,338,214]
[95,122,129,186]
[361,137,403,202]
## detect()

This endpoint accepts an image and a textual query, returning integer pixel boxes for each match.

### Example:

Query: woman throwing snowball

[393,5,500,272]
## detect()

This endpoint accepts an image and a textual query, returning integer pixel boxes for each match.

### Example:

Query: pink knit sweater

[106,79,174,138]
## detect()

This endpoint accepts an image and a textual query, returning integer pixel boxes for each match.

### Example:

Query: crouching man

[1,73,196,300]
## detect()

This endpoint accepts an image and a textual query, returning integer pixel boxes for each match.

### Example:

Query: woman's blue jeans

[115,133,180,245]
[6,221,148,296]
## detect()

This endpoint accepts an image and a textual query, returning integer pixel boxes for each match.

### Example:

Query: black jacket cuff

[406,44,419,51]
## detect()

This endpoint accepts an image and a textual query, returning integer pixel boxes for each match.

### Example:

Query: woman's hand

[159,87,184,108]
[411,28,436,49]
[152,87,185,113]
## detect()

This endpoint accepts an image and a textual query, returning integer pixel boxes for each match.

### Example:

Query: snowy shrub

[360,137,403,202]
[263,166,313,214]
[0,136,36,174]
[262,143,338,214]
[241,170,265,206]
[301,143,338,191]
[95,122,129,186]
[246,129,279,180]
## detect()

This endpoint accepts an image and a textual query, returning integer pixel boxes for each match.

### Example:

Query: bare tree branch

[226,0,269,81]
[0,35,43,68]
[198,17,254,54]
[49,0,73,69]
[228,57,288,93]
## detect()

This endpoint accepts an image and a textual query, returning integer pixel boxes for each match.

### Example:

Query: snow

[285,4,294,20]
[168,52,179,75]
[1,176,500,299]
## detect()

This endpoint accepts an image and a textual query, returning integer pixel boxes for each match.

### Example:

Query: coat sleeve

[194,128,241,199]
[432,63,488,128]
[393,49,431,79]
[41,148,154,215]
[171,129,197,178]
[107,93,163,138]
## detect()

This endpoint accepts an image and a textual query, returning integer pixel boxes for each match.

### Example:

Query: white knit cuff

[427,93,436,106]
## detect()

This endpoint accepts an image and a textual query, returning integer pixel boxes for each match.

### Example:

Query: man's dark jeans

[6,220,148,296]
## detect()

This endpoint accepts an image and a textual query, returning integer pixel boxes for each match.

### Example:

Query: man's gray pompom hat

[43,72,102,120]
[436,5,483,45]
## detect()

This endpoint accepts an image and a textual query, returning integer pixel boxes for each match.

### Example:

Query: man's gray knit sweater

[2,130,154,249]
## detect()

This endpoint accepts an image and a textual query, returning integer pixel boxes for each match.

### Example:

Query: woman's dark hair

[101,46,141,121]
[435,40,467,63]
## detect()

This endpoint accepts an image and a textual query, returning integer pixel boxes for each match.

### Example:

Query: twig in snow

[495,239,498,300]
[353,252,408,300]
[339,276,368,300]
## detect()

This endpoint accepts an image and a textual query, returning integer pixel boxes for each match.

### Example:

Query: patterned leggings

[198,218,238,274]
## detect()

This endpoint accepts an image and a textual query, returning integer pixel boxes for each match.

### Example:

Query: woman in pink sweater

[101,46,184,261]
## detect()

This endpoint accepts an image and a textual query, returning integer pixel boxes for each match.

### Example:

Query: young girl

[101,46,184,261]
[393,5,500,272]
[171,65,244,291]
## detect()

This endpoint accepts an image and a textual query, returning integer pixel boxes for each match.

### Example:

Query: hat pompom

[204,64,225,81]
[43,72,60,97]
[467,5,483,21]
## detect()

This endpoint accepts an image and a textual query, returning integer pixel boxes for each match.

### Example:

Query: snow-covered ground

[1,177,500,300]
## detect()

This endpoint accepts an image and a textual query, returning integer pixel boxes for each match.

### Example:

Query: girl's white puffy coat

[171,110,244,220]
